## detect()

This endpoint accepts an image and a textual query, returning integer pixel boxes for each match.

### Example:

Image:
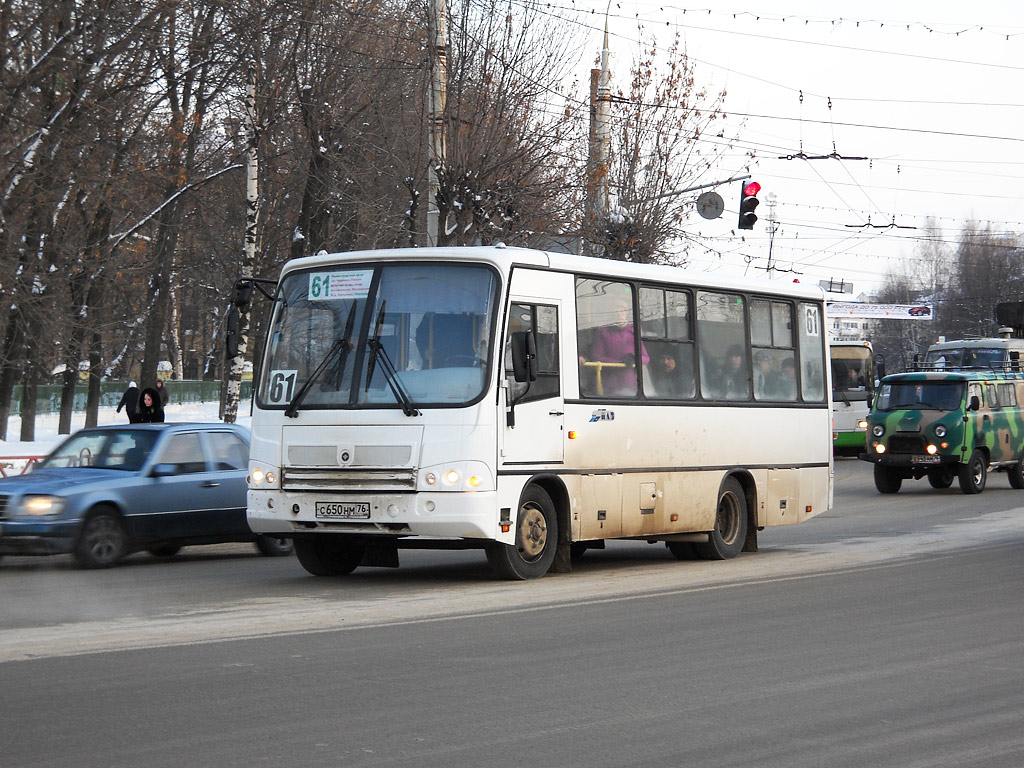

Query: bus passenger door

[500,273,570,466]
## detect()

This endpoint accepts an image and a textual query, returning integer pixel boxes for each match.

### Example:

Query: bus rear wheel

[294,536,365,576]
[486,486,558,580]
[695,477,747,560]
[958,450,987,495]
[873,463,902,494]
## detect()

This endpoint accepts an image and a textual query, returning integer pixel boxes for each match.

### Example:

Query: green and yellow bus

[861,370,1024,494]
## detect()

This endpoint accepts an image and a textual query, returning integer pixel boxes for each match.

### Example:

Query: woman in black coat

[136,387,165,423]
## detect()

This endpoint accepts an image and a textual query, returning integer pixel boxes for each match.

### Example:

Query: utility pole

[585,19,612,256]
[765,192,779,277]
[426,0,448,247]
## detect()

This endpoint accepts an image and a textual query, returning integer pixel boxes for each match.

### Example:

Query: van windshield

[875,381,964,412]
[923,348,1005,369]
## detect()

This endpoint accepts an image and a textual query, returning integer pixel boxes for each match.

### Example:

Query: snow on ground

[0,400,253,463]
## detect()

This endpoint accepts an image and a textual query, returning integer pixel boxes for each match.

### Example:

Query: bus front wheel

[695,477,748,560]
[487,486,558,580]
[294,536,365,576]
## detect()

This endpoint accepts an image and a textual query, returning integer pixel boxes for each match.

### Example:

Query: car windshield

[875,381,964,412]
[258,262,498,410]
[38,429,159,471]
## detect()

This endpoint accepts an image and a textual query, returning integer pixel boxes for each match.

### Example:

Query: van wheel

[294,537,364,576]
[1009,454,1024,489]
[74,507,128,568]
[927,470,954,489]
[486,486,558,580]
[873,463,902,494]
[958,450,987,494]
[695,477,747,560]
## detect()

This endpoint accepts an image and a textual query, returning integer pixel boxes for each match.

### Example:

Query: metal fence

[8,380,252,415]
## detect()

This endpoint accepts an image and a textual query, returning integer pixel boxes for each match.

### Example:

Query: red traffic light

[738,180,760,230]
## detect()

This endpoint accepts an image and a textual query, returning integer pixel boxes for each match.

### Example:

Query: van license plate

[912,455,941,464]
[315,501,370,519]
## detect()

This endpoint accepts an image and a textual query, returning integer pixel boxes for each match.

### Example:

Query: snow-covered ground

[0,400,253,463]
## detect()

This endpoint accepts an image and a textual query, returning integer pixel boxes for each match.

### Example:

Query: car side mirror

[510,331,538,383]
[150,463,177,478]
[969,395,981,411]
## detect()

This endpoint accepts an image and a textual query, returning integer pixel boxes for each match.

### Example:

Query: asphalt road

[3,458,1024,767]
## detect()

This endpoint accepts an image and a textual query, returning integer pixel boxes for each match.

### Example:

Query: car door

[198,429,251,535]
[126,430,217,542]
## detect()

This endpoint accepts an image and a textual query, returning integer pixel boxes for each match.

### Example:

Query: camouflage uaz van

[860,370,1024,494]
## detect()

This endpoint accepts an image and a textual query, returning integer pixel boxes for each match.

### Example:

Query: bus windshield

[875,381,964,412]
[258,263,498,410]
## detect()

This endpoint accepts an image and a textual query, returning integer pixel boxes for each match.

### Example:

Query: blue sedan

[0,423,292,568]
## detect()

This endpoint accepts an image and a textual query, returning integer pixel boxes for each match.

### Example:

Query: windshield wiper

[284,304,356,418]
[364,301,420,417]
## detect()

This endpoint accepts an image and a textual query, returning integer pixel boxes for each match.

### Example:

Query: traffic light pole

[627,174,751,204]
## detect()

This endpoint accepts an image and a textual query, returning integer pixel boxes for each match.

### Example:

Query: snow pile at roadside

[0,400,253,462]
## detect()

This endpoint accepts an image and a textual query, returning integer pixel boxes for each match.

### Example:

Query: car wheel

[695,476,748,560]
[147,545,182,558]
[74,507,128,569]
[873,463,903,494]
[958,449,987,494]
[293,537,364,576]
[255,535,294,557]
[486,485,558,580]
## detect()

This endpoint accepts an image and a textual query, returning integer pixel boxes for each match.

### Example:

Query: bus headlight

[857,419,868,431]
[248,462,279,489]
[872,424,885,437]
[420,462,493,492]
[934,424,947,438]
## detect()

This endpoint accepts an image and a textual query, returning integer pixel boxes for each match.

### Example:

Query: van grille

[888,435,927,454]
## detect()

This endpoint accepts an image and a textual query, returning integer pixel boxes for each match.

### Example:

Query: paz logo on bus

[590,409,615,422]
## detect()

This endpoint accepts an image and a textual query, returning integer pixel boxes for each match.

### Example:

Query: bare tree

[594,33,737,264]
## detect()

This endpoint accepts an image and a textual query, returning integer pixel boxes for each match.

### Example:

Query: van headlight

[872,424,885,437]
[934,424,947,438]
[18,495,65,516]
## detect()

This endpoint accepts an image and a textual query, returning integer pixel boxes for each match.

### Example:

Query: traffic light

[737,181,761,230]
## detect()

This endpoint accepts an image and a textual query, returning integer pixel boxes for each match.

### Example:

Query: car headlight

[872,424,885,437]
[934,424,947,438]
[18,495,65,516]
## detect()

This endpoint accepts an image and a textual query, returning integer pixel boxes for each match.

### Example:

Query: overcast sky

[564,1,1023,294]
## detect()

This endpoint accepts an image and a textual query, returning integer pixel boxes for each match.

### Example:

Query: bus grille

[888,435,927,454]
[281,468,416,491]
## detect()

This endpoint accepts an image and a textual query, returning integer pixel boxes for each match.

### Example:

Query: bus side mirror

[510,331,537,383]
[225,307,241,360]
[969,395,981,411]
[232,280,254,308]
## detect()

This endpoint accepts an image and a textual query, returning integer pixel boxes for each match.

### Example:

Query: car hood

[0,467,134,495]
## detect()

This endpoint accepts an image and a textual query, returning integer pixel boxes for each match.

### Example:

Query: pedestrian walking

[116,382,140,423]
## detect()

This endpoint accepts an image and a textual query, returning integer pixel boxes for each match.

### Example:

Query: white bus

[829,340,876,454]
[244,246,833,580]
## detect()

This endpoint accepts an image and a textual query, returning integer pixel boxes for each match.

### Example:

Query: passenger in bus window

[721,344,748,399]
[579,297,649,396]
[754,349,781,400]
[779,357,797,400]
[647,345,693,398]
